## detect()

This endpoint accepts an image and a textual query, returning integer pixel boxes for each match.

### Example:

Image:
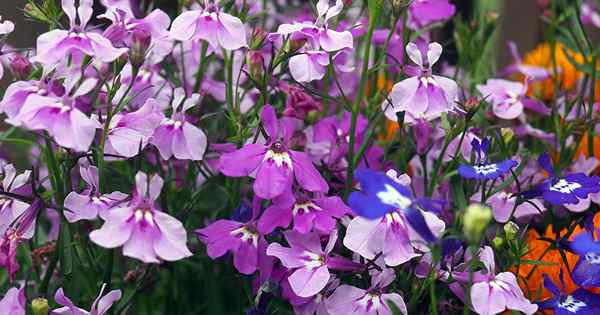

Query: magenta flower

[326,269,407,315]
[64,166,127,223]
[257,189,351,235]
[0,286,25,315]
[219,105,328,199]
[106,98,164,158]
[267,230,361,298]
[282,277,339,315]
[409,0,456,29]
[32,0,127,65]
[150,88,208,161]
[383,41,458,124]
[52,284,121,315]
[90,172,192,263]
[581,1,600,28]
[170,3,247,51]
[477,78,548,120]
[15,79,101,152]
[279,81,322,120]
[453,247,538,315]
[0,164,31,237]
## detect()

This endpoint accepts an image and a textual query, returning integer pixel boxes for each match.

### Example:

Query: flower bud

[129,29,151,68]
[10,55,32,79]
[463,203,492,242]
[492,236,504,249]
[288,37,307,53]
[500,127,514,143]
[32,298,49,315]
[247,50,264,82]
[250,28,267,50]
[503,221,519,240]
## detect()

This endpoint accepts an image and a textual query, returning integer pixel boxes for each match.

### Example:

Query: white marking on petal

[230,226,259,248]
[550,179,582,194]
[263,150,293,169]
[376,184,412,210]
[585,252,600,264]
[474,164,498,175]
[292,202,322,216]
[301,250,324,270]
[558,295,586,313]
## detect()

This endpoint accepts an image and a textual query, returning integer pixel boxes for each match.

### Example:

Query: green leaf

[520,259,559,266]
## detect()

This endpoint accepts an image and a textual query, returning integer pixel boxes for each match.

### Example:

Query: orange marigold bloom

[522,42,584,100]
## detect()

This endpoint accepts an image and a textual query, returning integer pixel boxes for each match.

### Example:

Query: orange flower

[522,42,584,100]
[576,131,600,160]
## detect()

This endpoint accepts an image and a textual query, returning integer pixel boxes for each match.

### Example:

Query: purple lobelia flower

[219,105,328,199]
[90,172,192,263]
[32,0,127,65]
[269,0,353,82]
[282,277,339,315]
[150,88,208,161]
[257,188,351,235]
[100,8,174,65]
[452,246,538,315]
[473,190,545,223]
[521,153,600,205]
[383,40,458,124]
[476,78,548,119]
[343,170,445,266]
[0,164,31,237]
[105,98,164,158]
[408,0,456,29]
[14,79,101,152]
[0,199,42,281]
[569,226,600,288]
[326,268,408,315]
[0,286,25,315]
[267,230,361,298]
[64,166,128,223]
[458,138,517,180]
[170,1,247,51]
[196,199,268,275]
[52,284,121,315]
[537,273,600,314]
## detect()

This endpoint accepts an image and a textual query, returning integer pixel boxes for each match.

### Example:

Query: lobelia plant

[0,0,599,314]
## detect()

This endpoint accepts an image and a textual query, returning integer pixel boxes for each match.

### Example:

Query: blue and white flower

[537,274,600,314]
[458,138,517,180]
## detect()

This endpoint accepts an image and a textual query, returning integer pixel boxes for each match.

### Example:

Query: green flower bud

[492,236,504,249]
[463,203,492,242]
[503,221,519,240]
[32,298,49,315]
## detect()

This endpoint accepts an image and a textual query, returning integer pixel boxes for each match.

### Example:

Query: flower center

[230,225,259,247]
[376,184,412,210]
[558,295,586,313]
[264,149,293,169]
[301,250,325,270]
[474,163,498,175]
[133,208,154,226]
[292,201,322,216]
[357,293,382,311]
[549,179,582,194]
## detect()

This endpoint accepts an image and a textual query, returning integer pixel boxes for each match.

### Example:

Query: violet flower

[521,153,600,205]
[569,228,600,288]
[32,0,127,65]
[408,0,456,29]
[283,277,339,315]
[196,199,268,275]
[0,164,31,236]
[458,138,517,180]
[326,268,407,315]
[52,284,121,315]
[219,105,328,199]
[476,78,549,119]
[170,1,248,51]
[90,172,192,263]
[267,230,360,298]
[14,79,102,152]
[150,88,208,161]
[581,1,600,28]
[105,98,164,158]
[383,40,458,124]
[0,286,25,315]
[257,188,351,235]
[64,166,128,223]
[0,79,64,125]
[473,190,545,223]
[537,274,600,314]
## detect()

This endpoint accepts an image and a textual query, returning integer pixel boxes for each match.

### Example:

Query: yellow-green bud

[32,298,49,315]
[492,236,504,249]
[503,221,519,240]
[463,203,492,242]
[501,128,514,143]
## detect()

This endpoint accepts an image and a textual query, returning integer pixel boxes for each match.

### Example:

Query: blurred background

[1,0,599,72]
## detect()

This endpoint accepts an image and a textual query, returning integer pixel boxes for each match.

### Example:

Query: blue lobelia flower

[537,274,600,314]
[569,228,600,288]
[521,153,600,205]
[458,138,517,180]
[348,169,439,242]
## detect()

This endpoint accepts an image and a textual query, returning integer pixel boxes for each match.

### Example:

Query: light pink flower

[52,284,121,315]
[90,172,192,263]
[0,164,31,237]
[0,286,25,315]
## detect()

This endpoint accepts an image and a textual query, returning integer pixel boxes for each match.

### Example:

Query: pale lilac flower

[257,189,351,235]
[52,284,121,315]
[105,98,164,158]
[267,230,360,298]
[473,191,545,223]
[90,172,192,263]
[32,0,127,65]
[101,8,174,64]
[477,78,548,120]
[502,41,550,79]
[219,105,328,199]
[150,88,208,161]
[100,0,137,18]
[326,268,407,315]
[15,79,101,152]
[409,0,456,29]
[459,247,538,315]
[383,41,458,124]
[0,164,31,237]
[581,1,600,28]
[0,286,25,315]
[0,16,14,36]
[0,79,62,124]
[283,277,339,315]
[170,3,247,51]
[64,166,127,223]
